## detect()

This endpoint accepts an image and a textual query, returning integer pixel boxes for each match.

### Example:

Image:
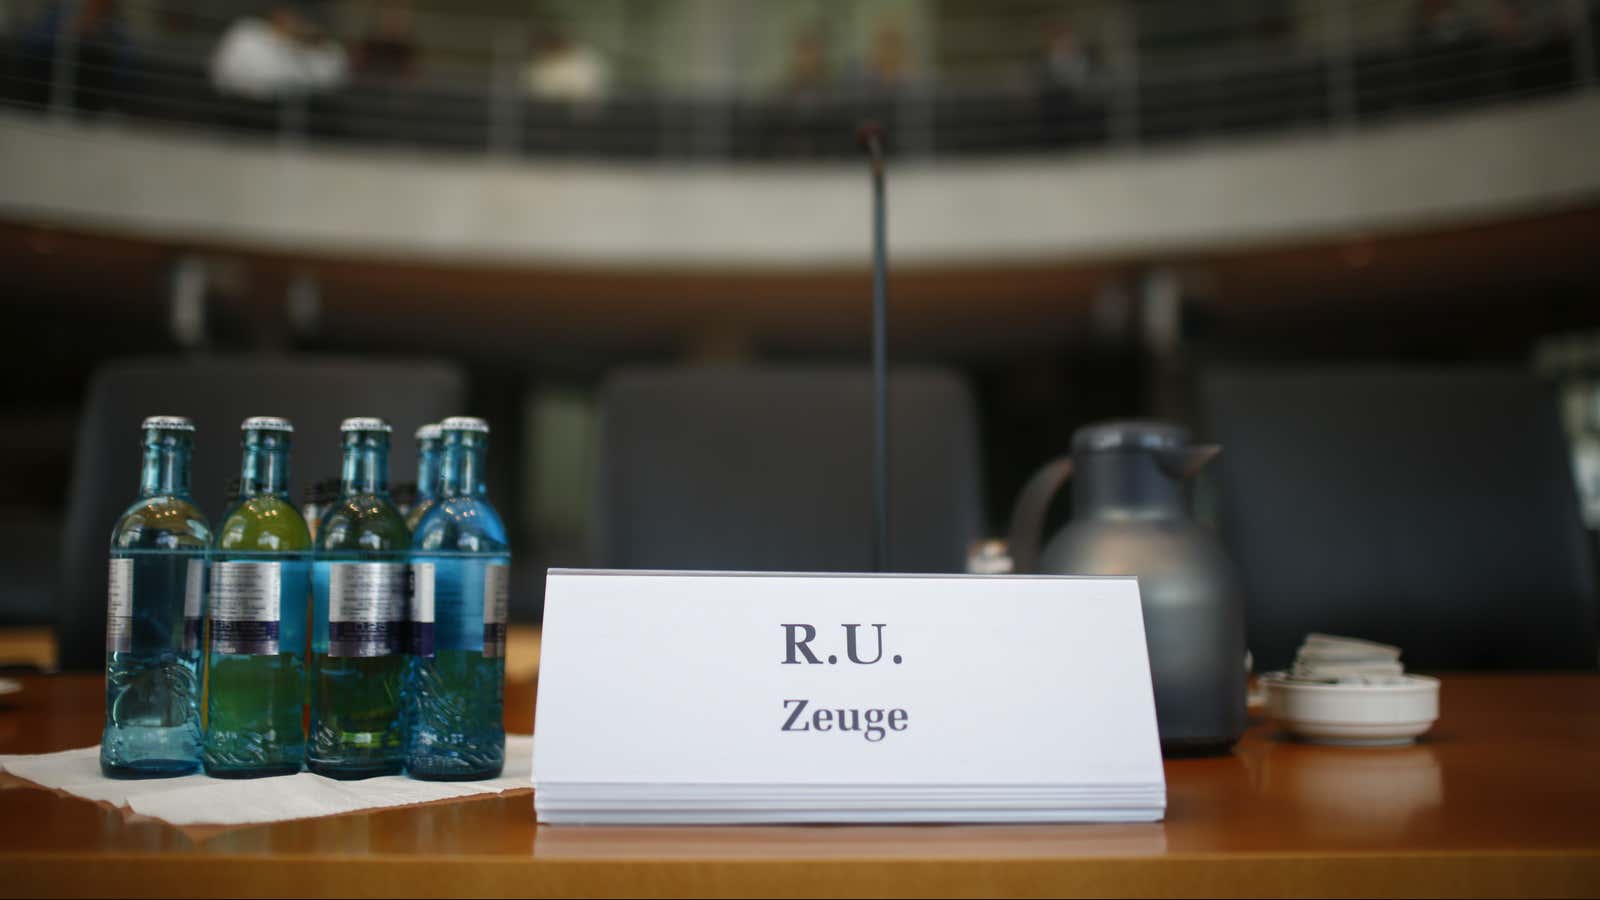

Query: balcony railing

[1,0,1595,161]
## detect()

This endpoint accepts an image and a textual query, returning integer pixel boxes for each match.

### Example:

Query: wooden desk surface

[0,672,1596,898]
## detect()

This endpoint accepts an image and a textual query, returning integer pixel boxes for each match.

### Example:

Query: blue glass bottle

[102,416,209,778]
[204,417,311,777]
[404,423,442,533]
[407,417,509,780]
[308,418,411,779]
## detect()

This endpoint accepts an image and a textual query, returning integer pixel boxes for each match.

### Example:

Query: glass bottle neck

[415,440,441,501]
[240,433,291,498]
[139,431,193,498]
[340,434,390,496]
[439,436,488,499]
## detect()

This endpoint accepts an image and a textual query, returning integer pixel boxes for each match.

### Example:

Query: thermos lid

[415,423,442,441]
[241,416,294,432]
[340,417,392,433]
[1072,420,1190,454]
[141,415,194,432]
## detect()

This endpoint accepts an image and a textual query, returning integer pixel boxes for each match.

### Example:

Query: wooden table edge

[3,847,1596,899]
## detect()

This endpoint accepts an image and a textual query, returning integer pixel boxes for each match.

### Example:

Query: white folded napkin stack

[1289,633,1407,684]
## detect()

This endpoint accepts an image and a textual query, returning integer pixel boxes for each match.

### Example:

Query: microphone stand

[858,122,890,573]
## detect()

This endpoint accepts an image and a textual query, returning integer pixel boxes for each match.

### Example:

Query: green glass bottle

[404,423,442,533]
[204,417,311,778]
[308,417,411,779]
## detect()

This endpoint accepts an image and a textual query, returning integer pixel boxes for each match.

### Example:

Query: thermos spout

[1157,444,1221,479]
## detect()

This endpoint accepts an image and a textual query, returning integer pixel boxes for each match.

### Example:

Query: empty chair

[57,355,467,670]
[595,367,984,574]
[1202,367,1598,671]
[0,519,60,628]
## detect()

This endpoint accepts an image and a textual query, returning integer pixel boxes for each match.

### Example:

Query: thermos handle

[1006,456,1074,575]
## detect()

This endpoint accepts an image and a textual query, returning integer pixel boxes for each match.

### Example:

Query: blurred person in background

[1408,0,1489,107]
[18,0,131,113]
[1490,0,1533,41]
[857,17,912,97]
[1040,19,1094,94]
[852,15,913,134]
[1035,18,1100,148]
[783,23,830,101]
[1410,0,1477,47]
[524,27,610,112]
[1488,0,1574,94]
[353,1,419,82]
[772,23,832,157]
[211,2,348,101]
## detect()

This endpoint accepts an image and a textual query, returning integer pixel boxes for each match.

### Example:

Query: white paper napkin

[1289,633,1407,683]
[0,735,532,826]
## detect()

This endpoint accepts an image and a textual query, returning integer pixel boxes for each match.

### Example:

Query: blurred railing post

[1105,6,1139,148]
[280,93,308,147]
[899,85,936,160]
[1327,0,1357,128]
[1201,59,1222,137]
[657,91,682,160]
[48,0,81,119]
[692,92,730,161]
[489,29,525,156]
[1570,0,1597,89]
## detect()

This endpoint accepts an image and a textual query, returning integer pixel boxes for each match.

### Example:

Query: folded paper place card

[532,569,1165,825]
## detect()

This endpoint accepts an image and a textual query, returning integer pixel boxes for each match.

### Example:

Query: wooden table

[0,672,1596,898]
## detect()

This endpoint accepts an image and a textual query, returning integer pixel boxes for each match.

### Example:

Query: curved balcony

[3,2,1597,161]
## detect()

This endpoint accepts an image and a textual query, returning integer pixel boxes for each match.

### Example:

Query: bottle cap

[241,416,294,433]
[415,423,443,441]
[440,416,490,434]
[340,417,392,433]
[141,415,195,432]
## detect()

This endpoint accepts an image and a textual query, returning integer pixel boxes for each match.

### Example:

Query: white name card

[532,569,1165,824]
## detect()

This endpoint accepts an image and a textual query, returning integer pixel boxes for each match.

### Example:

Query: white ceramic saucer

[1261,673,1440,747]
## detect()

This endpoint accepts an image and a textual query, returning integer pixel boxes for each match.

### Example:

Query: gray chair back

[1202,367,1598,671]
[595,366,984,574]
[58,355,467,669]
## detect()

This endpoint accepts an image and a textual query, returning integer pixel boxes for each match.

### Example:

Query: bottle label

[327,562,407,657]
[483,563,510,659]
[183,559,204,652]
[417,559,510,657]
[106,558,133,653]
[409,562,435,657]
[210,562,281,655]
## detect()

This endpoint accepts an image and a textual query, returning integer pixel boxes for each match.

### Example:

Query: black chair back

[1202,367,1598,671]
[595,366,985,574]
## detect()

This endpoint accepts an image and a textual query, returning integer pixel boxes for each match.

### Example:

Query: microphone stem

[868,134,889,573]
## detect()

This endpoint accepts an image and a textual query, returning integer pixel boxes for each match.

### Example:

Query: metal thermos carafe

[1008,421,1246,755]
